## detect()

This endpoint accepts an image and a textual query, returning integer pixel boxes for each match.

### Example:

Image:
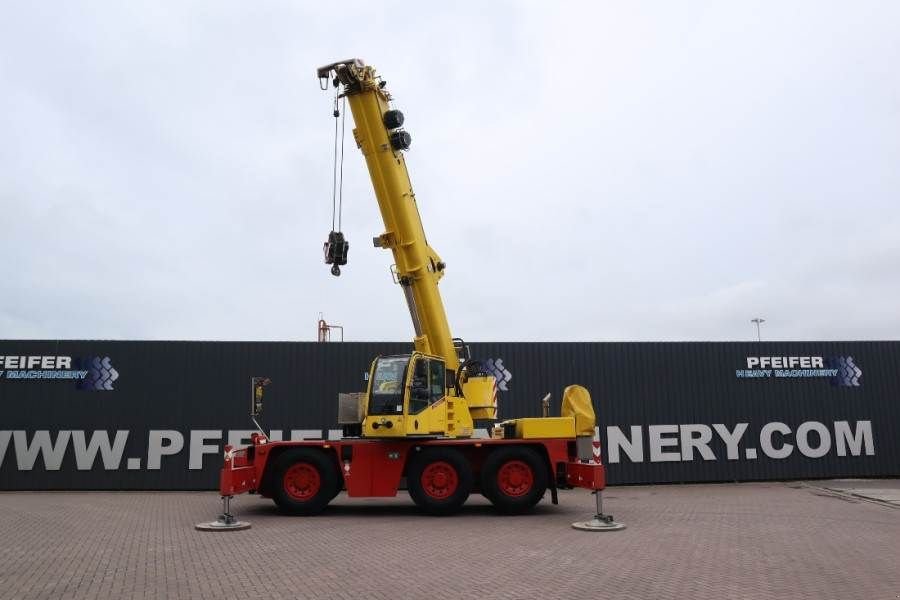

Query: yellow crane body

[214,58,609,519]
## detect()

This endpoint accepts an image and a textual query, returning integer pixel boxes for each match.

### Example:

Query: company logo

[826,356,862,387]
[0,355,119,391]
[735,355,862,387]
[483,358,512,391]
[76,356,120,391]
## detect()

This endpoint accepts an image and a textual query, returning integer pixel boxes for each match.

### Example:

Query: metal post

[592,490,612,523]
[751,318,765,342]
[221,496,234,525]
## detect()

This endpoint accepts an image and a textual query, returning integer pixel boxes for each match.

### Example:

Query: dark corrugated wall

[0,340,896,489]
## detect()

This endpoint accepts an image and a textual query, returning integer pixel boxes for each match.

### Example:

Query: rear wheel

[407,448,473,516]
[271,449,339,515]
[481,446,548,514]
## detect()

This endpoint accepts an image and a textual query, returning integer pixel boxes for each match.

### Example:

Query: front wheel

[481,446,548,514]
[271,449,339,515]
[407,447,473,516]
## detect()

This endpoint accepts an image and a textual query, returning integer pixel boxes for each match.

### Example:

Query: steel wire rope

[338,96,347,231]
[330,89,339,232]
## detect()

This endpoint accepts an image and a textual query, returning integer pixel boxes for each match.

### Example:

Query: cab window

[407,358,445,415]
[429,360,445,403]
[408,359,429,415]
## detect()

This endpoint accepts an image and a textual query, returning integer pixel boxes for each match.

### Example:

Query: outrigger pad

[571,518,626,532]
[195,519,251,532]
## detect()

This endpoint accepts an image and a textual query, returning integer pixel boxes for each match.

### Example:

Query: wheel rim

[497,460,534,497]
[283,463,321,501]
[420,461,459,500]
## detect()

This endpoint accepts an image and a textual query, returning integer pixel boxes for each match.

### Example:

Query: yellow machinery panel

[561,385,596,436]
[361,400,474,438]
[462,376,497,421]
[362,414,405,437]
[514,417,576,439]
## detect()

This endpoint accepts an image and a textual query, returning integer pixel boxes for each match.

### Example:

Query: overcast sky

[1,1,898,342]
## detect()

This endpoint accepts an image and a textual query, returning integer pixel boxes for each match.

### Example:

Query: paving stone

[0,482,898,599]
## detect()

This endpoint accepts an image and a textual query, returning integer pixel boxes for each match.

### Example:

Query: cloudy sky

[1,1,898,342]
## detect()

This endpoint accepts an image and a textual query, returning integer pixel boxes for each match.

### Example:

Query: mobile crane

[217,59,607,517]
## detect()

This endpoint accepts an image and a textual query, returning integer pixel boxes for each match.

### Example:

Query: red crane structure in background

[317,314,344,342]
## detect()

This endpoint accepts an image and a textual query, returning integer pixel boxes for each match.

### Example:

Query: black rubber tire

[407,447,473,516]
[270,448,339,515]
[330,482,344,501]
[383,109,405,129]
[481,446,548,514]
[389,130,412,151]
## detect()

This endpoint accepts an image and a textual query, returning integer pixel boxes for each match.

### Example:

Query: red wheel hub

[420,461,459,500]
[283,463,321,501]
[497,460,534,497]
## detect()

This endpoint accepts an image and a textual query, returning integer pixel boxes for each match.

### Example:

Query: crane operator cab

[362,353,478,438]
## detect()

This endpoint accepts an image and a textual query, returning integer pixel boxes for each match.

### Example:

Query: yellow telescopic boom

[318,59,459,371]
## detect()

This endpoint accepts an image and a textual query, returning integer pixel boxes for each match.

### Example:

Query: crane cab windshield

[369,356,408,415]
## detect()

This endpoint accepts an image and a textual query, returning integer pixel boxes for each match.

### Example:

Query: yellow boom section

[319,59,459,371]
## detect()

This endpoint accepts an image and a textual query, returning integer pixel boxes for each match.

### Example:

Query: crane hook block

[324,230,349,277]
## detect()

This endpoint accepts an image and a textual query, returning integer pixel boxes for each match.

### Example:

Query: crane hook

[324,230,349,277]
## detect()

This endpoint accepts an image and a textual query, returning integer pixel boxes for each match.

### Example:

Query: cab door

[405,356,447,435]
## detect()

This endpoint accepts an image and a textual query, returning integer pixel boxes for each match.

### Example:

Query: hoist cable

[337,96,347,232]
[330,90,339,232]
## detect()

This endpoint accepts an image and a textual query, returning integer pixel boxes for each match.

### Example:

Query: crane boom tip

[316,58,365,79]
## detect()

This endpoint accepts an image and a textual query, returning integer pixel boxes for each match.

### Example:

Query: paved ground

[1,481,898,600]
[817,478,900,507]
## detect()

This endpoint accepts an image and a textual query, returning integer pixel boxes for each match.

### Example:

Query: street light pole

[751,318,765,342]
